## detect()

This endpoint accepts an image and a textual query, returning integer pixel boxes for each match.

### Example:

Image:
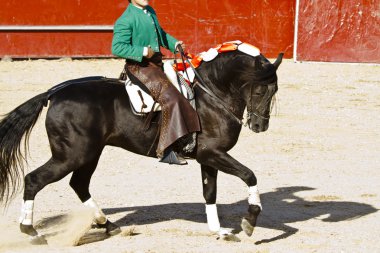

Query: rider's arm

[112,15,145,62]
[147,7,178,53]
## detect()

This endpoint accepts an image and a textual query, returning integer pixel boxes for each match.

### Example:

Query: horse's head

[240,53,283,133]
[197,48,283,132]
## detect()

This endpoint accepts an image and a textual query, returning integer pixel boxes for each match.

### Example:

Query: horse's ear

[273,53,284,69]
[254,56,262,70]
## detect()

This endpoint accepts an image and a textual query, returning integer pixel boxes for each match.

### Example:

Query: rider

[112,0,200,165]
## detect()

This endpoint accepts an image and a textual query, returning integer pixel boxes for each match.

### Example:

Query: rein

[177,45,243,125]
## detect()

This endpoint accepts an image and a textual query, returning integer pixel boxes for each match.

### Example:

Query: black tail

[0,92,48,205]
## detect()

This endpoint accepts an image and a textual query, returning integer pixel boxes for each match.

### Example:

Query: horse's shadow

[103,186,378,244]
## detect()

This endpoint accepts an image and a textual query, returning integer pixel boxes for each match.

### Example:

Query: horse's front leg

[201,165,220,232]
[197,150,262,237]
[201,164,240,241]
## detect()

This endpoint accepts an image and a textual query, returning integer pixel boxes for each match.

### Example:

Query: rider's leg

[126,58,200,163]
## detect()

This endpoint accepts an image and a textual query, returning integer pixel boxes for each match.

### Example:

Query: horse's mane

[199,51,277,88]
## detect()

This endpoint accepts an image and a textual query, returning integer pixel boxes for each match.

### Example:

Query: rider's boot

[159,148,187,165]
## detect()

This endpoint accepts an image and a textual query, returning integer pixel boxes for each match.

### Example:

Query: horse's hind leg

[20,158,77,244]
[19,140,104,243]
[69,160,121,236]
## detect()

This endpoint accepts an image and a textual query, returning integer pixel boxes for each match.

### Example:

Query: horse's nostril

[254,124,260,129]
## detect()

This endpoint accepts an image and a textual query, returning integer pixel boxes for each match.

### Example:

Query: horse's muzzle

[249,120,269,133]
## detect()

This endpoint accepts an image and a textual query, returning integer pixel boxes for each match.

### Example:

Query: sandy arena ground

[0,58,379,253]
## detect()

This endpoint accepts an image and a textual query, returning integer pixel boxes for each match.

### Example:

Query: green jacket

[112,4,178,62]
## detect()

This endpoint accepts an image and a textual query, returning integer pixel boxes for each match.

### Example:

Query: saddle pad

[125,78,161,115]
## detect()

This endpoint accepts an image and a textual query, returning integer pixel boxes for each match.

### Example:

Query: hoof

[20,223,38,236]
[20,224,48,245]
[97,220,122,236]
[241,204,261,237]
[30,235,48,245]
[241,218,254,236]
[218,229,241,242]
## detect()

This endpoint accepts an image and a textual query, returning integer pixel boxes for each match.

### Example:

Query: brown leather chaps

[122,54,200,157]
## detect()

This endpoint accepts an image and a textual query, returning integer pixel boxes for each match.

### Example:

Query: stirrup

[159,151,187,165]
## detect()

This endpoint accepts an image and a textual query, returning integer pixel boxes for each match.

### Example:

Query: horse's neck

[198,62,246,118]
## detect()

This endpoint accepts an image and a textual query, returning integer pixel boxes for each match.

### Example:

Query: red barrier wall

[1,1,125,25]
[297,0,380,63]
[156,0,295,56]
[0,0,294,58]
[1,0,378,62]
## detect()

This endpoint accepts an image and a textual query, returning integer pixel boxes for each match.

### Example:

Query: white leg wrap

[205,204,221,232]
[19,200,34,225]
[84,198,107,224]
[248,185,262,210]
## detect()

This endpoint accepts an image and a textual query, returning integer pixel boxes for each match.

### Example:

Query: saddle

[125,61,195,116]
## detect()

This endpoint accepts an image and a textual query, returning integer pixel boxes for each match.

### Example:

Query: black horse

[0,50,283,244]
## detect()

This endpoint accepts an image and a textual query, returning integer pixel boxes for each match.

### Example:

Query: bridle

[177,45,276,126]
[242,81,277,128]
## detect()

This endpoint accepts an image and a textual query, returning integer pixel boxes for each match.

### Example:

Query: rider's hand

[146,47,155,58]
[176,41,186,52]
